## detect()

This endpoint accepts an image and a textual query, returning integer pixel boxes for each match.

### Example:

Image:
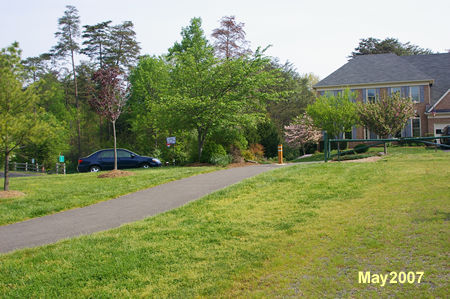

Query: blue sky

[1,0,449,79]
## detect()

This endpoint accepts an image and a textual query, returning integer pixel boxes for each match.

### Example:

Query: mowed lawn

[0,148,448,297]
[0,166,219,225]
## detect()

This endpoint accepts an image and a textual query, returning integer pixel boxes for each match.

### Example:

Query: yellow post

[278,144,283,164]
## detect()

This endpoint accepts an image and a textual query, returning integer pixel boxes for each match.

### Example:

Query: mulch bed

[97,170,135,178]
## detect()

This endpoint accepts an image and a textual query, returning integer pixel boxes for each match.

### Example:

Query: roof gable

[402,54,450,103]
[314,54,433,88]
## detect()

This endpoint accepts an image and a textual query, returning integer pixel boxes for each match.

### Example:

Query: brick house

[313,53,450,140]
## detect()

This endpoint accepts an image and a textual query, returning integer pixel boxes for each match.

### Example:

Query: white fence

[9,162,66,174]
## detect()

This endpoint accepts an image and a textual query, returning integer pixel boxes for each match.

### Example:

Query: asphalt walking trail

[0,164,290,254]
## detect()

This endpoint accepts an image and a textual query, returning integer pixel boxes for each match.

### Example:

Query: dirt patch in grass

[341,156,382,163]
[0,190,25,199]
[184,162,213,167]
[97,170,135,178]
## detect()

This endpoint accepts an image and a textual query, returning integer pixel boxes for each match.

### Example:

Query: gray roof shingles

[314,53,450,103]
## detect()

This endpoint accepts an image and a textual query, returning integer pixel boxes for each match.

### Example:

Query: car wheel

[90,165,101,172]
[142,163,150,169]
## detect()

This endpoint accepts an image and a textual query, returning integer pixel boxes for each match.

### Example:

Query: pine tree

[51,5,82,156]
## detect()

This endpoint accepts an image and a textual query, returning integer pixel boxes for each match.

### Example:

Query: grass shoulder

[0,148,447,297]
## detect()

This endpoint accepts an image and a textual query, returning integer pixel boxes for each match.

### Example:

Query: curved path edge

[0,164,290,254]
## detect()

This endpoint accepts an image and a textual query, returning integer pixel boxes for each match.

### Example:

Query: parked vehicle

[77,149,162,172]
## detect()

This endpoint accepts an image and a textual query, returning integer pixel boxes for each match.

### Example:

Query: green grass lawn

[291,145,433,162]
[0,148,448,297]
[0,166,219,225]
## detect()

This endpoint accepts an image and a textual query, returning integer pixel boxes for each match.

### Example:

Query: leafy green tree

[267,61,315,129]
[82,21,112,68]
[357,92,414,154]
[51,5,82,157]
[257,119,281,158]
[0,44,51,190]
[350,37,433,58]
[307,88,358,151]
[163,18,281,160]
[127,55,171,153]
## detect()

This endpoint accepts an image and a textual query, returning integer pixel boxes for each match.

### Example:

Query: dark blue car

[78,149,162,172]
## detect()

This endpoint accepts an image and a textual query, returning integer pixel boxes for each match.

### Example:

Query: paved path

[0,164,290,254]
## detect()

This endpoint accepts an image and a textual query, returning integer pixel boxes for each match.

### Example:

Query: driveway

[0,164,290,254]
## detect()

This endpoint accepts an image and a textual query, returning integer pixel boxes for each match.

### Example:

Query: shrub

[353,144,369,154]
[241,149,255,161]
[229,145,244,163]
[201,142,227,163]
[210,153,232,166]
[249,143,264,159]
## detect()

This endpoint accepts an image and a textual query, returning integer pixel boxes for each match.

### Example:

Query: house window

[391,87,401,95]
[412,118,421,137]
[410,86,420,102]
[367,89,376,103]
[364,127,378,139]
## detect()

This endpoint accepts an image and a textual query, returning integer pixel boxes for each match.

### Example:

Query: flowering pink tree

[284,113,322,155]
[357,92,414,154]
[89,67,129,170]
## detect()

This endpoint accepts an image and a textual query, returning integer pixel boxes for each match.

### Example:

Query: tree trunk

[70,48,81,158]
[197,128,207,162]
[113,120,117,170]
[3,150,10,191]
[384,142,387,155]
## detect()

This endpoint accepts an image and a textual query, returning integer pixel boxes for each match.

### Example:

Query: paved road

[0,164,290,254]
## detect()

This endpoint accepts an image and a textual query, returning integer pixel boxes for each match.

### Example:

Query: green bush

[353,144,369,153]
[210,153,232,166]
[201,142,227,163]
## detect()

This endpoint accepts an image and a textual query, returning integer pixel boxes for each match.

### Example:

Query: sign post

[278,144,283,164]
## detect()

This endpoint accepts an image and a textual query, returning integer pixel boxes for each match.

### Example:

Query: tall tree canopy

[350,37,433,58]
[105,21,140,72]
[136,18,281,160]
[81,21,112,68]
[0,44,53,190]
[267,61,316,130]
[211,16,251,59]
[51,5,82,156]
